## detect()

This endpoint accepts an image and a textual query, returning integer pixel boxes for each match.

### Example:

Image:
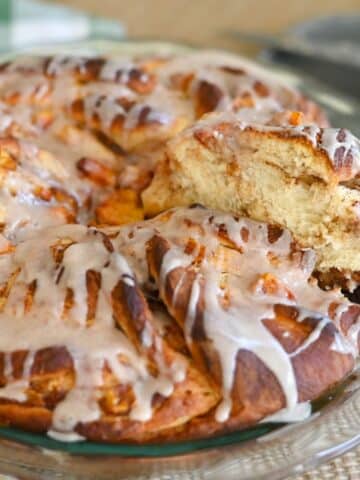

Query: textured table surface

[294,448,360,479]
[41,1,360,478]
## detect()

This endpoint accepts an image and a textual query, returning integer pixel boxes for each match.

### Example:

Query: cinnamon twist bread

[0,207,358,442]
[0,49,358,443]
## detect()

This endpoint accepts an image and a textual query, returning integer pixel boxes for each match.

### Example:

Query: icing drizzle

[116,208,359,422]
[0,224,185,439]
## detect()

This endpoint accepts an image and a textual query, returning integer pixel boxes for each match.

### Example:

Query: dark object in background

[344,287,360,305]
[261,50,359,99]
[229,15,360,99]
[263,16,360,98]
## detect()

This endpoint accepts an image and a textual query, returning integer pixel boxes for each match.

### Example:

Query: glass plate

[0,40,360,480]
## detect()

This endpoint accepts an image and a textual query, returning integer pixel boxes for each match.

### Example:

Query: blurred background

[44,0,359,55]
[0,1,359,119]
[46,0,358,52]
[14,0,351,101]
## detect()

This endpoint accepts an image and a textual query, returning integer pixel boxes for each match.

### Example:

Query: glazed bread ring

[0,50,357,443]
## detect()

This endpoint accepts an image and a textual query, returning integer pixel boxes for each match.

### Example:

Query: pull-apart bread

[0,50,358,443]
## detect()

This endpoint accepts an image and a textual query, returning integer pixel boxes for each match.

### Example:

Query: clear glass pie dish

[0,40,359,480]
[0,369,359,480]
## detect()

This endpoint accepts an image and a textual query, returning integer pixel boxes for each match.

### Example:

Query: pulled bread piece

[143,113,360,285]
[0,207,358,442]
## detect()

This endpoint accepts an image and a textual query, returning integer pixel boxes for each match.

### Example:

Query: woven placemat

[0,450,359,479]
[0,446,358,479]
[293,446,360,479]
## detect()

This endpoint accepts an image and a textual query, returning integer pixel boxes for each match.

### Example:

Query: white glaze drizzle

[0,224,185,438]
[114,208,359,422]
